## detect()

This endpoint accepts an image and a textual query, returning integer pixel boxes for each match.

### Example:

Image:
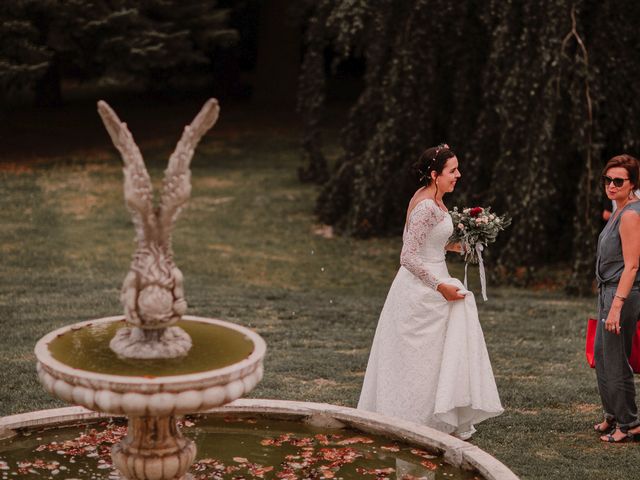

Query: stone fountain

[34,99,266,480]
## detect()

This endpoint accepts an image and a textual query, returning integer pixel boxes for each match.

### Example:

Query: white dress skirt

[357,199,503,437]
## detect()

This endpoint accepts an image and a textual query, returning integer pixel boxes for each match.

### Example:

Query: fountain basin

[0,400,519,480]
[35,316,266,416]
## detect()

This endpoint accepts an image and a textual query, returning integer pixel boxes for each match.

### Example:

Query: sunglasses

[602,175,629,188]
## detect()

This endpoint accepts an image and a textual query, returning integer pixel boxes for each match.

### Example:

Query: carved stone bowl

[35,316,266,480]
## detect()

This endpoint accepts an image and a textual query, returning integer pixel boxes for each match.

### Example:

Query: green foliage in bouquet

[449,207,512,264]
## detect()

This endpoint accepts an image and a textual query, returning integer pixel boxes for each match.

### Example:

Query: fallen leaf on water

[319,465,336,478]
[357,466,396,476]
[251,465,274,477]
[337,436,374,445]
[411,448,436,459]
[420,460,438,470]
[380,445,400,452]
[291,437,314,447]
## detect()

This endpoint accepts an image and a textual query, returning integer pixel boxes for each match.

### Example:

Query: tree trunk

[253,0,301,107]
[296,5,329,184]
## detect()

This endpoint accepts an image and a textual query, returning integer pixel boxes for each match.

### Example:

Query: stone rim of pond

[34,316,266,415]
[0,400,519,480]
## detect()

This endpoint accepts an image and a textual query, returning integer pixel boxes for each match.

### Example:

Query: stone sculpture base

[110,326,192,359]
[112,416,196,480]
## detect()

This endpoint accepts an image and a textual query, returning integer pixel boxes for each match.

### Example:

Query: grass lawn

[1,100,638,479]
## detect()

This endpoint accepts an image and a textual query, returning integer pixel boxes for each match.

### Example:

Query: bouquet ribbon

[463,243,488,301]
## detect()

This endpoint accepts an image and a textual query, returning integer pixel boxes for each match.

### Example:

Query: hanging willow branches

[298,0,640,295]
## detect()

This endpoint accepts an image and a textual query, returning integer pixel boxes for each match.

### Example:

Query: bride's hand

[445,242,463,253]
[437,283,466,301]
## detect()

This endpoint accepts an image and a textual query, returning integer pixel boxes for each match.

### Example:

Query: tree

[298,0,640,294]
[0,1,52,101]
[0,0,238,105]
[136,0,238,93]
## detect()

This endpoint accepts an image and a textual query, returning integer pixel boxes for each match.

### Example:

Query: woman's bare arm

[607,209,640,333]
[615,210,640,300]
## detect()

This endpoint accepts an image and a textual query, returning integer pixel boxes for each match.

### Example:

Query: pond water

[0,414,482,479]
[47,319,255,377]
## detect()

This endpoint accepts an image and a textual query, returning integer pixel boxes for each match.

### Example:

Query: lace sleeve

[400,203,445,290]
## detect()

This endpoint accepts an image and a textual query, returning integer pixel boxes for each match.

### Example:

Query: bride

[357,144,503,439]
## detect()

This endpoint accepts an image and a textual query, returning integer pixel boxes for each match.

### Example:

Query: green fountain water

[47,319,255,377]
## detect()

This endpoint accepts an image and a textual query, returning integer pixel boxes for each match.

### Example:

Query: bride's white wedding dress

[357,199,503,438]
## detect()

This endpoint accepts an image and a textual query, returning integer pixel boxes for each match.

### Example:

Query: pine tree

[0,0,238,105]
[134,0,238,92]
[0,1,53,102]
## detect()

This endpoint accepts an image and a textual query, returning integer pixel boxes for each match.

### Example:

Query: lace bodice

[400,199,453,290]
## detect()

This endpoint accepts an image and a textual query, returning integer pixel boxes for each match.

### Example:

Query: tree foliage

[0,2,51,94]
[0,0,237,105]
[298,0,640,295]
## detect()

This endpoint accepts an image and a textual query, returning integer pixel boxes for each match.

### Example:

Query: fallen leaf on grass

[312,224,334,238]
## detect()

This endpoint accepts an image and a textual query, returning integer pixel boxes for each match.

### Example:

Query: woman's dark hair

[602,154,640,190]
[413,144,456,186]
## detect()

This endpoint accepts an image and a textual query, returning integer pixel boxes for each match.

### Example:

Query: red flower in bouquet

[469,207,484,218]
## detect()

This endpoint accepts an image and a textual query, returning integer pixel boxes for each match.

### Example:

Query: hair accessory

[418,143,451,183]
[430,143,450,166]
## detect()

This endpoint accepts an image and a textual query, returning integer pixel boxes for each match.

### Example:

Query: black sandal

[594,420,616,434]
[626,427,640,442]
[600,429,635,443]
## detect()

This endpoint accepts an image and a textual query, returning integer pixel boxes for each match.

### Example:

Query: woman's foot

[600,427,637,443]
[626,425,640,441]
[593,419,615,434]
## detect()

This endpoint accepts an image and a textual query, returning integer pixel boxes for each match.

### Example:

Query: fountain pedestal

[112,416,196,480]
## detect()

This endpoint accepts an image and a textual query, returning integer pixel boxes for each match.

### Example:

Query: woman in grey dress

[593,154,640,443]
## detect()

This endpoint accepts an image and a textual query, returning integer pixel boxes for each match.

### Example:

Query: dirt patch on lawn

[0,162,36,174]
[572,403,600,414]
[193,177,236,190]
[37,163,119,219]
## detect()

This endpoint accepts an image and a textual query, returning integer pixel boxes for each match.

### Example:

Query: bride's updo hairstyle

[413,143,456,187]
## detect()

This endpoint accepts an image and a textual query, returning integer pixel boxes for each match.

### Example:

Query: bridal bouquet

[449,206,511,300]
